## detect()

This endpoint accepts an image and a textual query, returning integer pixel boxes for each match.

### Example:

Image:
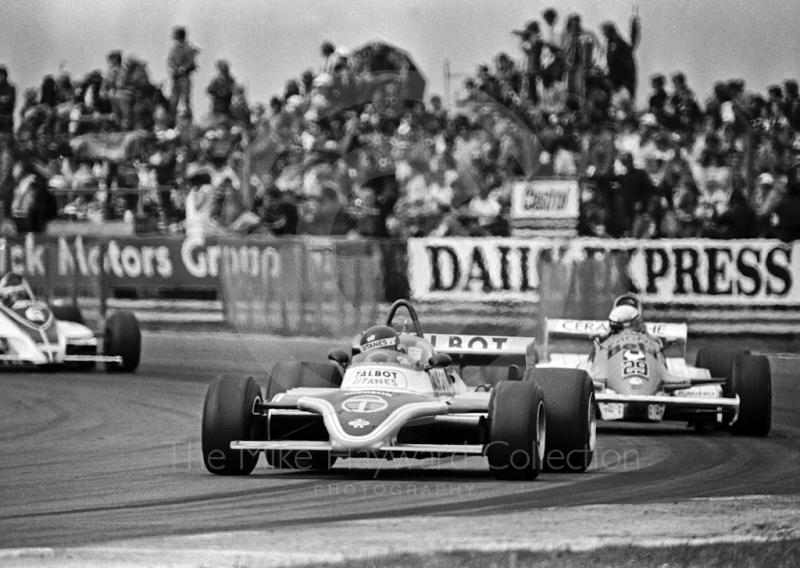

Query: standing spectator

[167,26,199,120]
[0,66,15,134]
[647,74,668,122]
[616,151,655,235]
[320,41,337,76]
[783,80,800,131]
[0,66,15,233]
[514,21,543,105]
[773,166,800,241]
[104,51,123,113]
[561,14,601,104]
[206,59,235,118]
[669,72,701,133]
[600,20,638,100]
[540,8,563,90]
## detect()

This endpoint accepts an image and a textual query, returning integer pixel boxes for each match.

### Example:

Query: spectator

[167,26,199,120]
[669,72,701,132]
[254,185,299,235]
[207,59,236,118]
[104,51,123,115]
[600,21,637,100]
[773,166,800,241]
[0,66,17,134]
[320,41,337,76]
[514,21,544,105]
[784,80,800,131]
[540,8,563,90]
[616,151,656,235]
[648,74,668,121]
[560,14,602,103]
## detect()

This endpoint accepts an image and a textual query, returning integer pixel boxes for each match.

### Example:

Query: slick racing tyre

[264,362,343,470]
[51,304,85,325]
[524,368,596,473]
[694,348,750,397]
[103,311,141,372]
[729,354,772,437]
[202,375,266,475]
[487,380,546,481]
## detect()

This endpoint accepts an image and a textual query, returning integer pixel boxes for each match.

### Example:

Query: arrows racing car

[0,272,141,371]
[539,294,771,435]
[202,300,597,479]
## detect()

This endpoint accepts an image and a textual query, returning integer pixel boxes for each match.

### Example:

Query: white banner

[408,238,800,305]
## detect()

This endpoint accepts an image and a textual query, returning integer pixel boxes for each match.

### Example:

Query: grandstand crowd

[0,9,799,240]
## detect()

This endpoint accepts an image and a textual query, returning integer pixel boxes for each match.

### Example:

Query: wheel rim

[587,392,597,451]
[536,400,546,465]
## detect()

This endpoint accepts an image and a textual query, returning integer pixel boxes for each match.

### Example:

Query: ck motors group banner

[0,234,290,289]
[510,178,580,237]
[407,238,800,305]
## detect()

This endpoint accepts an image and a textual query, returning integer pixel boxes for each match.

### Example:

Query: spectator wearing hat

[168,26,199,120]
[207,59,236,119]
[560,14,602,103]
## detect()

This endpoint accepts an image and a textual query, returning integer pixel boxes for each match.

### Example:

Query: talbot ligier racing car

[538,295,771,436]
[202,300,597,479]
[0,273,141,372]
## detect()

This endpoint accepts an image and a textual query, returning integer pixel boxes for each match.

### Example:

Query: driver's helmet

[360,325,400,353]
[608,305,645,334]
[0,273,29,305]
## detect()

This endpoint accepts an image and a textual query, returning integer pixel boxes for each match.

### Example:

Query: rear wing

[424,333,537,370]
[543,319,688,359]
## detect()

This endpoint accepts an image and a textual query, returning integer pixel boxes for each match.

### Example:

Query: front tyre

[202,375,266,475]
[524,368,596,473]
[486,381,546,480]
[730,354,772,437]
[104,311,141,372]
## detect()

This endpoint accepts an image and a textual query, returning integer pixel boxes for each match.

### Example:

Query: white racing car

[202,300,598,479]
[0,273,141,372]
[539,294,771,435]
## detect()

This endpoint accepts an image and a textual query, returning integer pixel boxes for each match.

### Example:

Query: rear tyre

[265,362,343,470]
[487,381,545,480]
[104,311,141,372]
[730,354,772,437]
[695,348,750,397]
[202,375,266,475]
[524,368,596,473]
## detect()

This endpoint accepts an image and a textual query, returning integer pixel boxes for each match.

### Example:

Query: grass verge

[295,539,800,568]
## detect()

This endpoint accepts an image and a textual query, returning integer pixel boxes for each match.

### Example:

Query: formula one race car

[0,273,141,372]
[202,300,597,479]
[539,294,771,436]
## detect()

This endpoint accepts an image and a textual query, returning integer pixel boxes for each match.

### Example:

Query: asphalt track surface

[1,332,799,549]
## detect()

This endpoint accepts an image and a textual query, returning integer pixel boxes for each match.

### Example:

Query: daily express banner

[408,238,799,305]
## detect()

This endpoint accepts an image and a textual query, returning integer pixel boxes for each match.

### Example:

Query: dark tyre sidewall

[524,368,595,473]
[730,354,772,437]
[202,375,266,475]
[695,348,750,398]
[104,311,142,372]
[487,381,545,481]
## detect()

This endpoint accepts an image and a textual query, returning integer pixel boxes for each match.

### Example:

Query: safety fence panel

[219,237,384,337]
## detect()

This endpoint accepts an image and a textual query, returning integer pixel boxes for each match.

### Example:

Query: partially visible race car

[538,294,771,436]
[0,273,141,372]
[202,300,597,478]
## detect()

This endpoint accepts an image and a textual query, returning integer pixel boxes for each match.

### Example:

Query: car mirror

[507,364,520,381]
[327,349,351,367]
[427,353,452,369]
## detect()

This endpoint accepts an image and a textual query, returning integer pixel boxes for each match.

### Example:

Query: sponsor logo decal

[341,395,389,413]
[351,368,407,388]
[348,419,370,429]
[361,337,397,352]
